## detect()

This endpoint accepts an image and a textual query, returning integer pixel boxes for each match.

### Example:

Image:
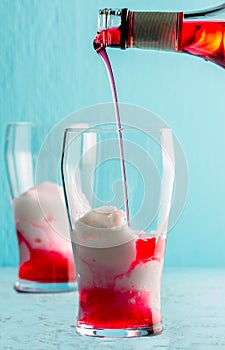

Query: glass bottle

[94,4,225,68]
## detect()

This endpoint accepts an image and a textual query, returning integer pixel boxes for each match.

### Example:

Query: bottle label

[131,12,183,52]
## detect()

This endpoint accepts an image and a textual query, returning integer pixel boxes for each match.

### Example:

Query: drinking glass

[5,122,76,293]
[61,125,175,337]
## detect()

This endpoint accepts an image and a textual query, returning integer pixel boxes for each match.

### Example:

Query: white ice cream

[73,205,165,307]
[73,206,137,248]
[13,181,72,253]
[73,207,163,308]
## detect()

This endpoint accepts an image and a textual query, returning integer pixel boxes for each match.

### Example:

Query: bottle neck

[94,9,183,52]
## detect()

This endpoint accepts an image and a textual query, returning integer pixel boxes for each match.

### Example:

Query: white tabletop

[0,268,225,350]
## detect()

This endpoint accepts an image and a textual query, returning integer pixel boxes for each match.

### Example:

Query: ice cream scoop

[73,206,136,248]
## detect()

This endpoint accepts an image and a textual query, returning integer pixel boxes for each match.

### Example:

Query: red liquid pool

[13,182,76,288]
[17,230,76,283]
[76,235,165,330]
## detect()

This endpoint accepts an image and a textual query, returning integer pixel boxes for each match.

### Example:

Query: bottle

[94,4,225,69]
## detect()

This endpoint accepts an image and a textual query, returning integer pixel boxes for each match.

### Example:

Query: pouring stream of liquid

[97,48,130,226]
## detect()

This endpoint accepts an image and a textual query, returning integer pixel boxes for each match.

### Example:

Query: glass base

[76,324,163,338]
[14,278,77,293]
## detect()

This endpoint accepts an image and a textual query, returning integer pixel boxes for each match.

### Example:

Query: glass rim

[7,122,34,127]
[64,126,172,133]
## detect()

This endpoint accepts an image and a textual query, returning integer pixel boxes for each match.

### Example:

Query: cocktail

[61,125,175,336]
[5,123,76,292]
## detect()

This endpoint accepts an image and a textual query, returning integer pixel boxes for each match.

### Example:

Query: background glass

[5,122,76,293]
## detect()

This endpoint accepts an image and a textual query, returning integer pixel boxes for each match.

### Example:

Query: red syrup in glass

[17,228,76,283]
[13,182,77,286]
[76,236,165,329]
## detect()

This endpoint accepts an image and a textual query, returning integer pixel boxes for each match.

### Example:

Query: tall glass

[61,125,175,337]
[5,123,76,293]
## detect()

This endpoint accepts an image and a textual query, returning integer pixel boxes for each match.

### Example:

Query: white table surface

[0,268,225,350]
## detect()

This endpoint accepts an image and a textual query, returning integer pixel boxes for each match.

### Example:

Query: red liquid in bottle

[94,19,225,68]
[182,21,225,68]
[94,28,121,50]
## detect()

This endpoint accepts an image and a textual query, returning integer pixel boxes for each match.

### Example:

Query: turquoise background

[1,0,225,267]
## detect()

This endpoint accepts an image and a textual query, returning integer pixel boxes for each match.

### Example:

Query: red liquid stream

[96,47,130,225]
[77,236,165,329]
